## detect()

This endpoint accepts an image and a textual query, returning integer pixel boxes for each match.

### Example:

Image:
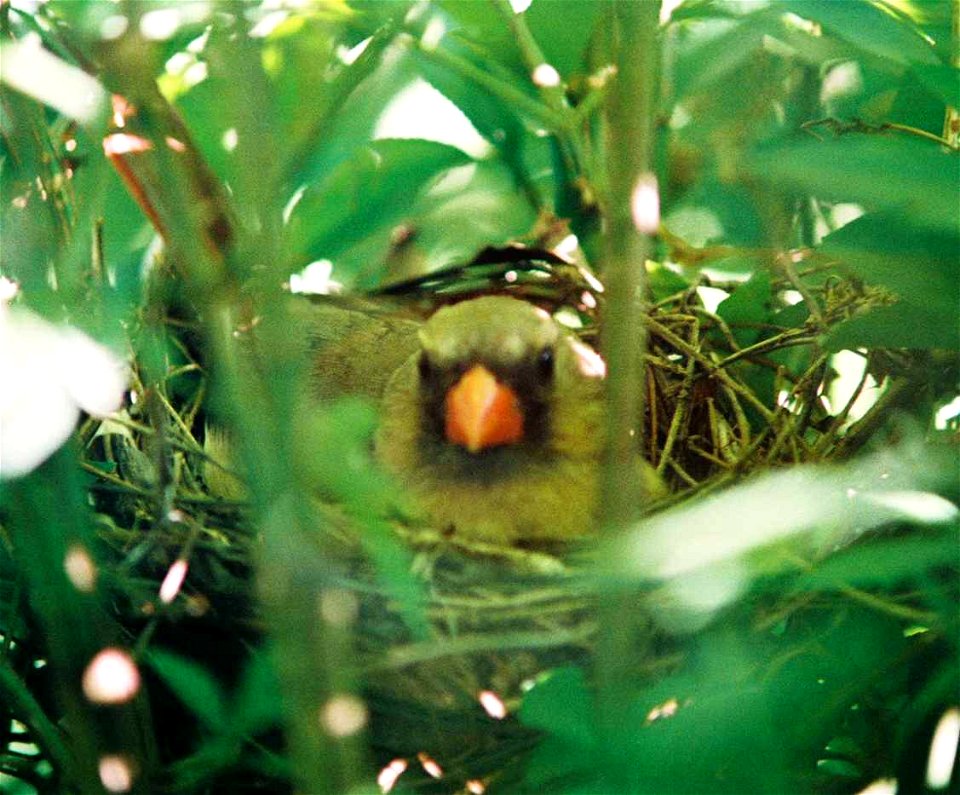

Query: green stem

[0,658,77,784]
[490,0,569,114]
[595,1,661,785]
[412,34,567,131]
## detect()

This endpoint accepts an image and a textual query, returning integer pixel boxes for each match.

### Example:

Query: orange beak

[444,365,524,453]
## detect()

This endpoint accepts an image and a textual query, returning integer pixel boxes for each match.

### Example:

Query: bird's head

[414,297,604,456]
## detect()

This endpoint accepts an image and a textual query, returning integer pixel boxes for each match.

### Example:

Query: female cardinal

[371,296,611,544]
[213,295,656,544]
[306,295,647,544]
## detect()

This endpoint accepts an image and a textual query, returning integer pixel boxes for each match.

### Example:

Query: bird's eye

[537,346,554,378]
[418,353,433,380]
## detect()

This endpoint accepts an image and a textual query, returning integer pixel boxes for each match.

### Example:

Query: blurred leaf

[784,0,941,68]
[390,159,539,279]
[518,666,595,747]
[436,0,523,72]
[825,301,960,350]
[798,528,960,591]
[716,270,772,347]
[606,442,958,590]
[911,62,960,107]
[295,398,431,641]
[146,649,228,732]
[672,11,775,98]
[746,137,959,233]
[647,261,691,302]
[523,0,601,78]
[665,180,765,248]
[816,757,862,778]
[285,139,472,274]
[410,18,544,211]
[820,212,958,317]
[518,666,597,790]
[233,650,283,736]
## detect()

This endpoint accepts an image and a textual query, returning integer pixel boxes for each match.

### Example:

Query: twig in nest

[646,317,777,424]
[813,360,871,457]
[656,334,698,475]
[717,328,818,369]
[373,626,596,672]
[777,252,824,326]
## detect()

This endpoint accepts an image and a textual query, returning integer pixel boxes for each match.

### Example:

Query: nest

[17,260,901,791]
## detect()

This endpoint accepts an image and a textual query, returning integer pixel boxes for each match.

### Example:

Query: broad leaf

[285,138,472,272]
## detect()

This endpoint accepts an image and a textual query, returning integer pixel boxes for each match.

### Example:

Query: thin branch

[0,658,77,783]
[656,337,698,475]
[646,317,778,423]
[596,1,661,778]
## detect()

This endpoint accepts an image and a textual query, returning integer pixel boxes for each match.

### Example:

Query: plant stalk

[596,0,661,787]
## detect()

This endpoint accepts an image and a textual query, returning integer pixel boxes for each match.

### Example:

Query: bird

[210,294,660,544]
[371,296,612,545]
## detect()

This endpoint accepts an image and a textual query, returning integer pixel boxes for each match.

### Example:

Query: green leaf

[746,137,960,234]
[820,213,958,316]
[911,63,960,107]
[825,301,960,350]
[667,180,765,248]
[146,649,229,732]
[233,650,284,736]
[816,757,863,779]
[673,11,774,98]
[798,530,960,591]
[285,138,472,271]
[518,666,596,748]
[518,666,597,790]
[607,443,956,588]
[784,0,940,68]
[716,270,772,347]
[523,0,602,78]
[437,0,520,64]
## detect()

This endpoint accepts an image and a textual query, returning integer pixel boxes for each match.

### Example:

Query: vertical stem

[93,22,366,791]
[5,445,158,793]
[943,0,960,148]
[596,0,661,785]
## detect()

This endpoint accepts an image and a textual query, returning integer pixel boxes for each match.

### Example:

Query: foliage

[0,1,958,794]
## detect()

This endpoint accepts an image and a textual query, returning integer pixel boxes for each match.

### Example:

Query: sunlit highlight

[631,173,660,234]
[417,751,443,779]
[103,134,153,156]
[289,259,342,295]
[532,63,561,88]
[222,128,238,153]
[935,395,960,430]
[99,755,135,793]
[926,707,960,789]
[478,690,507,719]
[645,697,680,724]
[319,588,359,627]
[140,8,181,40]
[100,15,129,40]
[377,758,408,793]
[320,694,368,737]
[0,277,18,303]
[64,544,98,593]
[571,339,606,378]
[82,648,140,705]
[159,559,188,604]
[421,18,446,51]
[855,779,898,795]
[554,233,579,259]
[0,40,108,125]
